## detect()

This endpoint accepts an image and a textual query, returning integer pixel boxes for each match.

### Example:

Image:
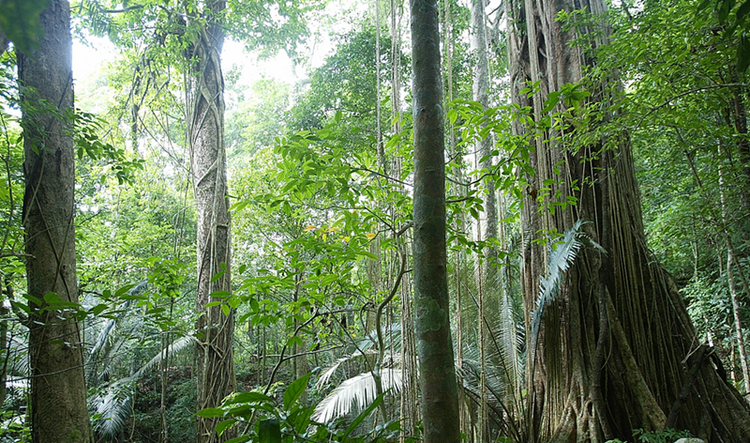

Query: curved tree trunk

[410,1,461,442]
[19,1,91,441]
[185,1,236,442]
[506,0,750,440]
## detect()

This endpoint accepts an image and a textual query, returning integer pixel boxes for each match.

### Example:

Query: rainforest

[1,0,750,442]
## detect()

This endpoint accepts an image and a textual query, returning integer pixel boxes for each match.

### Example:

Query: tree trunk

[410,1,461,442]
[506,0,750,440]
[470,3,497,440]
[185,1,236,442]
[18,1,91,442]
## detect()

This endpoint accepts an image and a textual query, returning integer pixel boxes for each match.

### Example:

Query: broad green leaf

[739,32,750,72]
[197,407,225,418]
[283,373,311,410]
[342,394,383,439]
[216,419,236,436]
[229,391,274,404]
[210,270,226,283]
[43,292,60,304]
[259,419,281,443]
[210,290,231,299]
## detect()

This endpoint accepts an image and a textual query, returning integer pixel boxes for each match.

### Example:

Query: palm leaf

[312,369,402,423]
[528,220,602,363]
[132,335,195,379]
[89,334,194,440]
[90,378,134,440]
[315,349,377,389]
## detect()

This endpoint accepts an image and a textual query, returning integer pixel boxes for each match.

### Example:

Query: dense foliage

[0,0,749,441]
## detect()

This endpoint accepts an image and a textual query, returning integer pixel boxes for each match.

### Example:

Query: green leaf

[115,284,135,298]
[216,419,236,436]
[343,394,383,439]
[197,407,225,418]
[283,373,311,410]
[739,32,750,72]
[738,0,750,21]
[43,292,60,304]
[719,0,735,23]
[210,290,231,299]
[90,304,108,315]
[259,419,281,443]
[210,270,226,283]
[229,391,274,404]
[0,0,48,55]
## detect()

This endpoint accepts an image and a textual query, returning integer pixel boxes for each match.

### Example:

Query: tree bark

[410,1,461,443]
[506,0,750,440]
[18,1,91,442]
[185,1,236,442]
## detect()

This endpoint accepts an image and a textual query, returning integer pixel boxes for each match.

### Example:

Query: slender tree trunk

[470,3,496,440]
[0,277,10,413]
[506,0,750,440]
[720,157,750,393]
[411,1,460,442]
[728,250,750,393]
[19,1,91,442]
[185,1,236,441]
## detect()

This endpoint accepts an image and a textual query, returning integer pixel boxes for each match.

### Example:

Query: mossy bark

[411,1,461,442]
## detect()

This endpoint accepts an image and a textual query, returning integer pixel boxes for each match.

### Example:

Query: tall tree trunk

[18,1,91,441]
[506,0,750,440]
[470,3,496,440]
[410,1,460,442]
[185,1,236,442]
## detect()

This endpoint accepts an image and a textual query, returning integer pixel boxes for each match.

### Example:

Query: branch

[100,5,144,14]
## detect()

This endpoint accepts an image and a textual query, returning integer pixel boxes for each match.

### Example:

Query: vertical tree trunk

[728,250,750,393]
[185,1,236,442]
[18,1,91,442]
[469,3,496,440]
[410,1,460,442]
[506,0,750,440]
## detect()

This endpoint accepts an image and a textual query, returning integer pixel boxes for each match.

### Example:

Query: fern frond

[312,369,402,423]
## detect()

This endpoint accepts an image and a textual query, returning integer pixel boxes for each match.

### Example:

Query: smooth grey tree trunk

[19,1,91,441]
[185,1,236,442]
[410,1,460,443]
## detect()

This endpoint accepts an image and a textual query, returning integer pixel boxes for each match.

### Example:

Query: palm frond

[86,281,148,381]
[132,335,195,379]
[89,334,194,441]
[90,378,134,440]
[315,349,377,389]
[315,323,402,390]
[528,220,601,362]
[312,369,402,423]
[358,322,403,352]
